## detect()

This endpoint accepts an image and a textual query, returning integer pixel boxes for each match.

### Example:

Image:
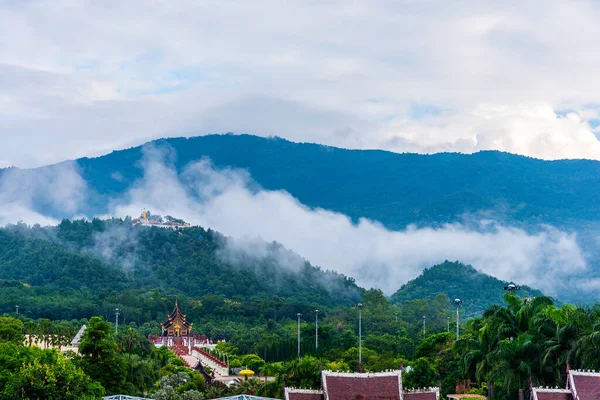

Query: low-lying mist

[0,144,589,297]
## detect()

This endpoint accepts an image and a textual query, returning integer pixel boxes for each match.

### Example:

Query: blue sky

[2,0,600,167]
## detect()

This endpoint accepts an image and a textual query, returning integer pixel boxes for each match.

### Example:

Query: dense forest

[392,261,544,317]
[0,218,360,322]
[0,219,596,399]
[0,219,470,356]
[1,134,597,304]
[2,289,599,399]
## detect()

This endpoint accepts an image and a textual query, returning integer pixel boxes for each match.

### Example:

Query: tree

[493,334,538,400]
[77,316,126,394]
[0,317,24,345]
[457,319,495,400]
[404,357,438,389]
[3,355,104,399]
[240,354,266,372]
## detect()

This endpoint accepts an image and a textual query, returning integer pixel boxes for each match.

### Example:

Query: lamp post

[422,315,426,336]
[358,303,363,371]
[15,305,18,315]
[395,313,398,322]
[447,316,450,332]
[115,308,121,333]
[297,313,301,359]
[504,283,521,294]
[315,309,319,353]
[454,299,462,340]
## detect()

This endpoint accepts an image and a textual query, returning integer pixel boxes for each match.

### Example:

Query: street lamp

[357,303,363,371]
[297,313,302,359]
[453,299,462,340]
[315,309,319,353]
[15,305,18,315]
[115,308,121,333]
[422,315,426,336]
[447,316,450,332]
[504,283,521,293]
[504,283,520,291]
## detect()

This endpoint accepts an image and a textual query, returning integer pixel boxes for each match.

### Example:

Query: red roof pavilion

[285,370,439,400]
[532,367,600,400]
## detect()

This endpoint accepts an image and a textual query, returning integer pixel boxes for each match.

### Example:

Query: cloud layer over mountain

[107,147,587,296]
[0,144,590,296]
[3,1,600,166]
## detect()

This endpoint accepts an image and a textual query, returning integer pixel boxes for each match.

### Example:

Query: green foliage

[0,317,24,344]
[154,371,206,400]
[415,332,454,359]
[2,355,104,399]
[0,219,362,326]
[77,316,126,394]
[404,357,438,389]
[392,261,544,317]
[452,293,600,400]
[240,354,266,372]
[279,356,322,390]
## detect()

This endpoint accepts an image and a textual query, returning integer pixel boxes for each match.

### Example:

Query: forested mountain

[391,261,544,317]
[3,134,600,230]
[0,219,361,324]
[66,134,600,229]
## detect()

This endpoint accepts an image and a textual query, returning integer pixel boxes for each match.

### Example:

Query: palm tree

[540,304,583,384]
[571,309,600,371]
[458,319,495,400]
[493,333,539,400]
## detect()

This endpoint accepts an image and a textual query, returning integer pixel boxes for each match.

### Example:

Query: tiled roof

[403,389,439,400]
[570,371,600,400]
[322,371,402,400]
[532,388,573,400]
[285,388,324,400]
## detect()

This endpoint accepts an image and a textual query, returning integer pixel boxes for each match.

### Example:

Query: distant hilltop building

[131,209,190,229]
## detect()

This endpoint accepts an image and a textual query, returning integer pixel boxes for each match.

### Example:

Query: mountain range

[0,219,542,321]
[60,134,600,229]
[0,133,596,302]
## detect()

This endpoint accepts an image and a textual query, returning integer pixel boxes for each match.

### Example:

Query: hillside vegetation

[391,261,544,317]
[0,219,361,325]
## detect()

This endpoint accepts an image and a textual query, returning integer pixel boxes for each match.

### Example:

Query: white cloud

[0,161,87,225]
[381,104,600,160]
[111,152,588,296]
[0,144,587,297]
[3,1,600,165]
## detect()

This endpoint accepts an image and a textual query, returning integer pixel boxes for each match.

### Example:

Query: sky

[3,1,600,167]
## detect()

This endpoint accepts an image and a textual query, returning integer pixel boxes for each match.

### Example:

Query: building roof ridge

[404,387,440,393]
[322,369,402,378]
[284,388,324,394]
[570,369,600,377]
[532,387,571,393]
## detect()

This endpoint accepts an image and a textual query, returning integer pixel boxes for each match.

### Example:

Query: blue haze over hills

[2,133,599,302]
[71,134,600,231]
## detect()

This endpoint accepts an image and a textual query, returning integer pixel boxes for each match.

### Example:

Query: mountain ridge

[0,133,596,302]
[58,134,600,230]
[391,260,545,318]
